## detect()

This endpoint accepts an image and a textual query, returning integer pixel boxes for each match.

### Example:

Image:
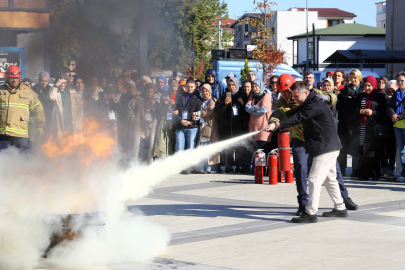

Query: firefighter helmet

[276,74,295,91]
[6,65,22,78]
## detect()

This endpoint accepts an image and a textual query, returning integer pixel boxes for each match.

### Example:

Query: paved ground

[36,166,405,270]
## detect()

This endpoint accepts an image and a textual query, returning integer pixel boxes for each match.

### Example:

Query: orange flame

[42,117,116,168]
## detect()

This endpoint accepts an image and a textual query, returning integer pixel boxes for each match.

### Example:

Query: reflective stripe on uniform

[30,102,41,111]
[35,116,45,121]
[0,102,29,109]
[0,127,29,134]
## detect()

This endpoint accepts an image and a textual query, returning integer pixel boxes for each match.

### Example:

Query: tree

[240,59,250,82]
[246,0,286,81]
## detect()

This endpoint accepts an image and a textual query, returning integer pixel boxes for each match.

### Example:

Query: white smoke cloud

[0,130,258,269]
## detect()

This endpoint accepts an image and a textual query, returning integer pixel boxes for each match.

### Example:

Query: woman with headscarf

[156,76,169,98]
[353,76,386,180]
[377,77,389,94]
[203,69,226,100]
[33,71,54,137]
[195,83,220,173]
[48,73,83,141]
[215,76,246,173]
[245,79,272,160]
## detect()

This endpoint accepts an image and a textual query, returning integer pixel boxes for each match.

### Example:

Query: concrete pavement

[36,170,405,270]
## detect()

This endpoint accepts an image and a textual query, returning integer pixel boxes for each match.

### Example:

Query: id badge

[145,113,152,122]
[182,111,188,120]
[166,112,173,120]
[232,106,239,116]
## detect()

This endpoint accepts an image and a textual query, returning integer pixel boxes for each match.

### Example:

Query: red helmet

[276,74,295,91]
[6,65,21,78]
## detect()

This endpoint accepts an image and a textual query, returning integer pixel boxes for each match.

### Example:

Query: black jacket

[172,92,202,130]
[215,90,246,139]
[338,81,364,130]
[387,90,405,121]
[280,90,342,157]
[351,92,386,157]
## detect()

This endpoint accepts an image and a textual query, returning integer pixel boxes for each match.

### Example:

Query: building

[376,1,386,28]
[385,0,405,76]
[287,23,386,75]
[0,0,50,80]
[211,17,236,48]
[231,8,356,66]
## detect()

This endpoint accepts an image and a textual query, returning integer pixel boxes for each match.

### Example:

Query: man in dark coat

[267,82,347,223]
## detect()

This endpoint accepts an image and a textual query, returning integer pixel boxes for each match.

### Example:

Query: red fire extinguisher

[277,130,291,172]
[285,151,294,183]
[268,150,278,185]
[254,149,266,184]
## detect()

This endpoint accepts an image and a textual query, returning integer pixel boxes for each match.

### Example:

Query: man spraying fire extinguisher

[0,65,45,151]
[267,80,356,223]
[269,75,358,217]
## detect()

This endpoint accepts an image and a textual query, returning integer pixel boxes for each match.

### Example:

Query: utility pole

[306,0,309,71]
[217,18,222,49]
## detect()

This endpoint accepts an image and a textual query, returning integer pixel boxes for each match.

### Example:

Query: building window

[308,42,314,60]
[244,23,249,40]
[327,19,344,27]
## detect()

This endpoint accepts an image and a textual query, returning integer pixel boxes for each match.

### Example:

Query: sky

[224,0,378,27]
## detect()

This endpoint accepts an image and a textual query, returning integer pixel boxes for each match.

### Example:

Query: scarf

[228,77,240,96]
[396,89,405,115]
[252,79,265,97]
[360,91,376,125]
[156,75,169,94]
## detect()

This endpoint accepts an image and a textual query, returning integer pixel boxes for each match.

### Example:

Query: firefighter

[0,65,45,151]
[268,74,358,216]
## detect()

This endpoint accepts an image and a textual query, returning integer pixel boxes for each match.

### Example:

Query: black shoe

[322,208,348,217]
[292,212,318,223]
[350,170,359,177]
[217,167,225,174]
[180,169,190,175]
[192,170,205,174]
[371,176,379,181]
[295,205,306,216]
[343,197,359,210]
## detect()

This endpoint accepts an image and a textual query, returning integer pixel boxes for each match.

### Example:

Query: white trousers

[306,150,346,215]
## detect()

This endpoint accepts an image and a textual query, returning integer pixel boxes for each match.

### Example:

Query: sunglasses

[68,75,76,77]
[270,81,277,84]
[397,80,405,83]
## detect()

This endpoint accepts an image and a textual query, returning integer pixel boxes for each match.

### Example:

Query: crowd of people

[3,63,405,183]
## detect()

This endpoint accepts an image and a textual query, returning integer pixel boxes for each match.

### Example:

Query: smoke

[0,127,259,269]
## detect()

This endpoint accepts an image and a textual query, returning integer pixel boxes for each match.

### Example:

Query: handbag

[201,125,212,138]
[374,124,389,138]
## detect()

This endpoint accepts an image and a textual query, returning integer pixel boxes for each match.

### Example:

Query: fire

[42,117,116,167]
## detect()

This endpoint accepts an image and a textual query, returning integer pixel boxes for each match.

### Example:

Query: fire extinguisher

[285,150,294,184]
[268,150,278,185]
[277,130,291,172]
[254,149,266,184]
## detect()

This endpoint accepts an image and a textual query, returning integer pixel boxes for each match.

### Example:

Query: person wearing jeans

[387,71,405,182]
[267,81,347,223]
[172,79,202,174]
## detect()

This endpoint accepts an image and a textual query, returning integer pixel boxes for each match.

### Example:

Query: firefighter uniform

[0,82,45,150]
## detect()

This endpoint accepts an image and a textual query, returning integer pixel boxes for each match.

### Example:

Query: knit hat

[326,71,334,78]
[179,79,186,86]
[364,76,377,90]
[322,78,334,89]
[38,71,50,80]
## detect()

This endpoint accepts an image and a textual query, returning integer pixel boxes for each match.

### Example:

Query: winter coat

[338,81,364,130]
[0,82,45,138]
[246,92,272,142]
[387,89,405,121]
[127,94,144,159]
[351,92,386,158]
[172,92,202,131]
[48,86,83,139]
[153,94,176,158]
[197,97,220,165]
[32,83,54,137]
[279,89,342,157]
[215,90,245,139]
